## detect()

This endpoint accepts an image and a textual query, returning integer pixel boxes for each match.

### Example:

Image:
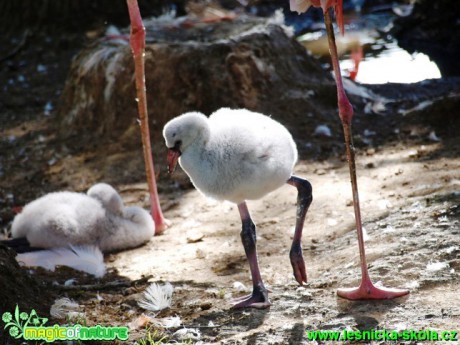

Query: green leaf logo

[2,305,47,339]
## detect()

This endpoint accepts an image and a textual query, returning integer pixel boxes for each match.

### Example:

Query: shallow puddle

[297,12,441,84]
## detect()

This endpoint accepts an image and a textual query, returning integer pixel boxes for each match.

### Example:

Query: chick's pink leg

[232,202,270,309]
[287,176,312,286]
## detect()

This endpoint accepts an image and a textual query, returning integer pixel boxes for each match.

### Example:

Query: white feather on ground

[16,245,106,278]
[50,297,85,320]
[138,282,174,312]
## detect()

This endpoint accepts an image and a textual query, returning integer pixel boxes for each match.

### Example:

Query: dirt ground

[1,27,460,345]
[111,138,460,344]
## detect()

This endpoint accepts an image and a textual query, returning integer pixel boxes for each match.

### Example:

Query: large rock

[56,16,337,145]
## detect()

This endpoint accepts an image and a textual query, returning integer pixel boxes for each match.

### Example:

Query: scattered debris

[232,281,247,292]
[160,315,182,328]
[363,129,376,137]
[173,328,201,341]
[50,298,84,320]
[428,131,441,142]
[195,248,206,259]
[128,314,154,331]
[186,229,204,243]
[43,101,53,116]
[426,261,449,272]
[36,64,47,73]
[313,124,332,137]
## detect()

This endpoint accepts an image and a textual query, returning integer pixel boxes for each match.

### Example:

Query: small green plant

[218,288,226,300]
[135,328,168,345]
[135,327,193,345]
[65,313,87,326]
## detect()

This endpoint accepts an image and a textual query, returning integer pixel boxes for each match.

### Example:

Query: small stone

[196,249,206,259]
[314,125,332,137]
[315,168,326,175]
[186,230,204,243]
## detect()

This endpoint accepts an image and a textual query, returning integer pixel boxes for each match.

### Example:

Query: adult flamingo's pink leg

[290,0,409,299]
[126,0,170,233]
[323,9,409,300]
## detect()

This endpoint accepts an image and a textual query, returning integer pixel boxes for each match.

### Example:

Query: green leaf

[4,321,16,329]
[14,305,19,323]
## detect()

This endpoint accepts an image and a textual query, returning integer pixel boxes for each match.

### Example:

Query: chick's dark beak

[167,147,181,174]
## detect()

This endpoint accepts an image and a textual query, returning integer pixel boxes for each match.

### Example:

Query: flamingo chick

[163,108,312,308]
[8,183,154,253]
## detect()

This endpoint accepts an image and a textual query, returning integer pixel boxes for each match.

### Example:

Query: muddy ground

[1,24,460,345]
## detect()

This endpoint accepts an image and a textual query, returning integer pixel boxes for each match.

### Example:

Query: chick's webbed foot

[287,176,312,286]
[290,243,307,285]
[231,284,270,309]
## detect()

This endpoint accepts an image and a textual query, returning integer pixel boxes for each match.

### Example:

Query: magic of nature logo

[2,305,129,342]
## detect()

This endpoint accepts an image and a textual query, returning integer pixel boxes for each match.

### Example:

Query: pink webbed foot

[337,279,409,300]
[231,285,270,309]
[154,218,172,235]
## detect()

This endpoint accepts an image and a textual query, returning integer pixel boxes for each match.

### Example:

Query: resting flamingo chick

[163,108,313,308]
[7,183,155,253]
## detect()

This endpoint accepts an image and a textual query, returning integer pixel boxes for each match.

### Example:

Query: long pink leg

[323,9,408,300]
[126,0,170,233]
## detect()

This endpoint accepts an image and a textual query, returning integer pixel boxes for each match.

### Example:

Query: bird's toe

[290,249,307,285]
[231,284,270,309]
[154,218,172,235]
[337,283,409,300]
[231,296,271,309]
